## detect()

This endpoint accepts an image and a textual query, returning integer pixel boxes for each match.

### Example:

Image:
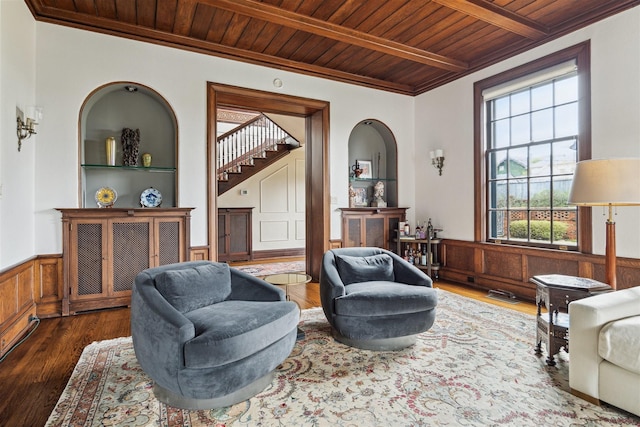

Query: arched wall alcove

[79,82,178,208]
[347,119,398,207]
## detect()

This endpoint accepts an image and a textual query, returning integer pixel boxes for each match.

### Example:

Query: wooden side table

[531,274,611,366]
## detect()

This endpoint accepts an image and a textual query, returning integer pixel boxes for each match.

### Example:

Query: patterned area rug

[233,261,305,277]
[45,290,639,426]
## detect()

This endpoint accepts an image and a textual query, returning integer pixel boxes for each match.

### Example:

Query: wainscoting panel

[527,255,580,278]
[189,246,209,261]
[295,220,305,240]
[329,240,342,250]
[483,250,523,281]
[296,159,305,213]
[260,220,289,242]
[35,255,63,318]
[0,260,37,358]
[260,166,289,213]
[444,244,475,272]
[440,239,640,302]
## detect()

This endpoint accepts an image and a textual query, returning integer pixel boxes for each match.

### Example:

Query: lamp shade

[568,158,640,206]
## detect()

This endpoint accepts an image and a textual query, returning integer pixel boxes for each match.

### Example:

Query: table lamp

[568,158,640,289]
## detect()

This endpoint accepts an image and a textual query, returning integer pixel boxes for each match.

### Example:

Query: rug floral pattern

[234,261,305,277]
[46,290,639,426]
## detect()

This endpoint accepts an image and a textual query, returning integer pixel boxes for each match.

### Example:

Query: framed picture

[352,187,369,207]
[358,160,373,179]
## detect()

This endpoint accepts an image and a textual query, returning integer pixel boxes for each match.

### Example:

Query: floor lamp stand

[605,205,616,290]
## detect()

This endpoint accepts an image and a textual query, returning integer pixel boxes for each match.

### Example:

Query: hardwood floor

[0,307,131,427]
[0,260,535,426]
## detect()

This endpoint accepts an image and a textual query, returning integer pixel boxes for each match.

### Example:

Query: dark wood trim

[329,239,342,250]
[207,83,330,281]
[415,2,636,94]
[252,248,305,260]
[217,208,253,262]
[575,42,593,254]
[431,0,549,39]
[34,255,63,319]
[202,0,468,71]
[26,0,639,96]
[439,238,640,303]
[189,246,209,261]
[0,259,38,358]
[473,41,592,251]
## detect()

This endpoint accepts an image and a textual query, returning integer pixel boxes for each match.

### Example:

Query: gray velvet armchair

[320,247,438,350]
[131,261,299,409]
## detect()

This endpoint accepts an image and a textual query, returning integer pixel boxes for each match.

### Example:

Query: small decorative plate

[95,187,117,208]
[140,187,162,208]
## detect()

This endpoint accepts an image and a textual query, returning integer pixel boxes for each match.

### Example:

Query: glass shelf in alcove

[349,177,397,183]
[81,164,176,172]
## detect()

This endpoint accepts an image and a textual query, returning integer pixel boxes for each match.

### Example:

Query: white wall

[218,147,306,252]
[26,12,414,265]
[414,7,640,258]
[0,0,37,267]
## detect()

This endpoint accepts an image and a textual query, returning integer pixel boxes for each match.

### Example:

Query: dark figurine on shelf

[121,128,140,166]
[351,161,363,178]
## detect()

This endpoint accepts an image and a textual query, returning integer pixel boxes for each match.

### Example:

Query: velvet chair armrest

[319,251,347,321]
[132,272,195,343]
[390,254,433,287]
[131,272,196,391]
[228,268,287,301]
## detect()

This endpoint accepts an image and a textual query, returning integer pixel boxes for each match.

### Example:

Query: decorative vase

[142,153,152,167]
[105,137,116,166]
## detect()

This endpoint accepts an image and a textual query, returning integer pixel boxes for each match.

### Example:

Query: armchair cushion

[599,316,640,374]
[155,263,231,313]
[335,281,437,316]
[183,300,298,368]
[335,253,394,285]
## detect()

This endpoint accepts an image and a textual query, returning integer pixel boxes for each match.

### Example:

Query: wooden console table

[531,274,611,366]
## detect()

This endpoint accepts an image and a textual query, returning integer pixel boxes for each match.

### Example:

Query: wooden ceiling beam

[430,0,549,39]
[26,3,416,95]
[199,0,469,72]
[173,0,197,36]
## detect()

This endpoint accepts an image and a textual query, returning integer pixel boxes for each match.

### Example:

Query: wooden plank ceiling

[24,0,639,96]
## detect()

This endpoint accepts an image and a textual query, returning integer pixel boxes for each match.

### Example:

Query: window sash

[473,42,591,253]
[484,69,579,248]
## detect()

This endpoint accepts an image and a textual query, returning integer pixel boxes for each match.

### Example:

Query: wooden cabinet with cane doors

[218,207,253,262]
[340,207,408,252]
[58,208,192,315]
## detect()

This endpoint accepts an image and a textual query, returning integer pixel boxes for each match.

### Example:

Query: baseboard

[252,248,305,260]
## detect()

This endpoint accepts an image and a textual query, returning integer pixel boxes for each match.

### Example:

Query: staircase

[217,114,300,195]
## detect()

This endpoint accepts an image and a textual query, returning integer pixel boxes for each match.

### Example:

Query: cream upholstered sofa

[569,286,640,416]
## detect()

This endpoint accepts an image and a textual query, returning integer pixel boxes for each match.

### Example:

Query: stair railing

[217,114,297,180]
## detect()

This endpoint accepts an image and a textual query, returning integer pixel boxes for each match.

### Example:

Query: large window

[474,43,591,251]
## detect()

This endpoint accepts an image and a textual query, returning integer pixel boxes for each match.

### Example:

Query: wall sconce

[430,149,445,175]
[17,106,43,151]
